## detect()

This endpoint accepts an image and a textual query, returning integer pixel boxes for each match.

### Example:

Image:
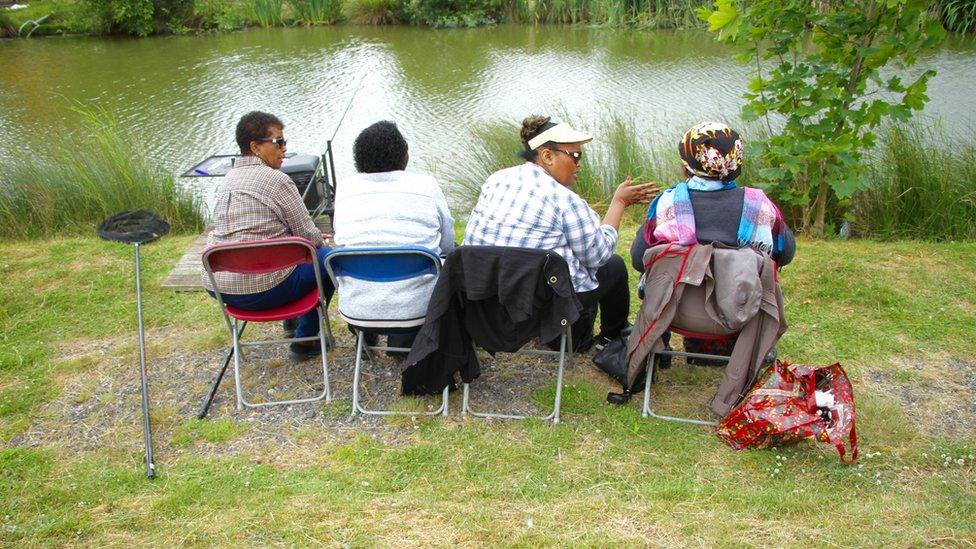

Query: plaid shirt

[202,155,323,295]
[463,162,617,292]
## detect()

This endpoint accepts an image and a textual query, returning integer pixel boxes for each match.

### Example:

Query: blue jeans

[210,247,335,339]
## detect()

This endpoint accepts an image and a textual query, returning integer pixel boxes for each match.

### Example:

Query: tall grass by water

[287,0,343,24]
[853,122,976,241]
[0,108,202,240]
[249,0,285,26]
[502,0,707,26]
[454,116,973,241]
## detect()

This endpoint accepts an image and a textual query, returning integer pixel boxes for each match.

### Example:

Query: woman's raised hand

[612,175,660,207]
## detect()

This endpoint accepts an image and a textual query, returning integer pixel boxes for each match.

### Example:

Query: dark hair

[236,111,284,155]
[353,121,409,174]
[518,115,557,162]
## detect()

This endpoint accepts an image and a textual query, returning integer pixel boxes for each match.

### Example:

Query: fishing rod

[323,72,368,200]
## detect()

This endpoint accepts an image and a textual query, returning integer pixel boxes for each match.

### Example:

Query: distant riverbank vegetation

[2,0,974,37]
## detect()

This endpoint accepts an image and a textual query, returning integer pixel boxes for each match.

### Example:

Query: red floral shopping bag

[717,360,858,464]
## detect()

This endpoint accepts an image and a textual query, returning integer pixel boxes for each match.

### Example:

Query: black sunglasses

[256,136,287,149]
[550,148,582,163]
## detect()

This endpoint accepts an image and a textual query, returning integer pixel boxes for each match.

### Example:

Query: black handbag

[592,333,648,405]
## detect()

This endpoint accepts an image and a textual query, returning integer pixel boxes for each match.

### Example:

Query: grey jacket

[625,243,787,416]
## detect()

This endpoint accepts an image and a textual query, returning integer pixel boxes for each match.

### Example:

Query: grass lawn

[1,230,974,545]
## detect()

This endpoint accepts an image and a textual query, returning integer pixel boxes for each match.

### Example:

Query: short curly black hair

[236,111,284,155]
[353,121,409,174]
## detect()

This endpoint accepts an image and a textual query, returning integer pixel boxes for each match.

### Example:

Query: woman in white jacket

[332,120,455,353]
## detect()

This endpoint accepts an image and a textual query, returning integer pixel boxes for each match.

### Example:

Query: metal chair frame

[642,328,735,426]
[203,237,333,411]
[324,246,448,417]
[460,327,572,425]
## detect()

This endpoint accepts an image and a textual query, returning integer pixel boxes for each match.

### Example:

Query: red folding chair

[202,237,333,410]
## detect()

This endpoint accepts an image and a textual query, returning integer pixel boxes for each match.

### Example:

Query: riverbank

[4,0,972,38]
[1,233,973,544]
[2,0,711,37]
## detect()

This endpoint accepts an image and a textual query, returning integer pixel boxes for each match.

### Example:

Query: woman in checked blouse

[463,115,658,351]
[203,111,334,361]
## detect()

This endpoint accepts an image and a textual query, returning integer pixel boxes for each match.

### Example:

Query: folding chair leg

[351,330,448,417]
[232,319,246,412]
[351,331,365,416]
[231,312,331,410]
[461,329,569,424]
[643,350,720,427]
[317,306,331,403]
[198,322,247,419]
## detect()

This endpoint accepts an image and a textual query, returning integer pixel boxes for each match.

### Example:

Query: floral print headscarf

[678,122,744,182]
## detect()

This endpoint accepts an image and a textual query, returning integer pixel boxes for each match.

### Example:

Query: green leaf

[702,0,740,38]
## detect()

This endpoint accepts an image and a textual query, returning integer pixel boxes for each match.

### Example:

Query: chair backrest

[202,237,315,275]
[324,246,440,284]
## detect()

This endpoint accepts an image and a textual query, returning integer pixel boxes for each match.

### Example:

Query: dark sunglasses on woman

[257,136,287,149]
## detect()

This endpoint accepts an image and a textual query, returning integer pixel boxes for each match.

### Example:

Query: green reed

[851,122,976,241]
[0,107,203,240]
[501,0,707,27]
[936,0,976,33]
[249,0,284,27]
[287,0,343,24]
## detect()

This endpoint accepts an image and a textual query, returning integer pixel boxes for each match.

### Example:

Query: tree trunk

[812,178,830,237]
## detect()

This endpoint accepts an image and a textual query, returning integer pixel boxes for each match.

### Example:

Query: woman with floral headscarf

[629,122,795,363]
[630,122,794,270]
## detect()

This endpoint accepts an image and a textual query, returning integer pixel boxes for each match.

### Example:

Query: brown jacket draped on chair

[625,242,787,417]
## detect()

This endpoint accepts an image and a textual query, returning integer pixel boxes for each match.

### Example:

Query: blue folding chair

[324,246,449,417]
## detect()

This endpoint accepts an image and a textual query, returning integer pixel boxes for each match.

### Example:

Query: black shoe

[288,340,322,361]
[282,319,297,339]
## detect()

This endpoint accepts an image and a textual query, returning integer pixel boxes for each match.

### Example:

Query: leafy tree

[698,0,946,236]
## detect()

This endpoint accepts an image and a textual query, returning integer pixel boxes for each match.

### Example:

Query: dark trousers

[571,254,630,351]
[210,247,335,339]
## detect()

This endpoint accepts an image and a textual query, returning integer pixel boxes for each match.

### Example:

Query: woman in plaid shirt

[464,115,658,351]
[204,111,334,361]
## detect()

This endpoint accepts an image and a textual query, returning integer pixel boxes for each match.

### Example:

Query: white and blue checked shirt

[463,162,617,292]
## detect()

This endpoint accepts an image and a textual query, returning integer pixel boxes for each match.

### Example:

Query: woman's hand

[612,176,660,207]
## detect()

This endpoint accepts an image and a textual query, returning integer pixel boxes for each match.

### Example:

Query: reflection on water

[1,26,973,207]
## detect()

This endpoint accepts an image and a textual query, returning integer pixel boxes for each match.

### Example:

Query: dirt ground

[11,324,612,466]
[11,325,975,468]
[864,356,976,441]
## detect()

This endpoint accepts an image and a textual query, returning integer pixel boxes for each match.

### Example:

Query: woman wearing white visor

[464,115,658,351]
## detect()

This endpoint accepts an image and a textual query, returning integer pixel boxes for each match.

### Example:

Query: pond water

[1,25,973,206]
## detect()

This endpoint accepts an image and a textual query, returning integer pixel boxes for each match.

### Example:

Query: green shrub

[193,0,246,30]
[0,10,15,38]
[343,0,404,24]
[0,106,202,239]
[83,0,194,35]
[402,0,500,27]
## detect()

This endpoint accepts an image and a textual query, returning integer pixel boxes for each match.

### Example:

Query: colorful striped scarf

[648,176,778,254]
